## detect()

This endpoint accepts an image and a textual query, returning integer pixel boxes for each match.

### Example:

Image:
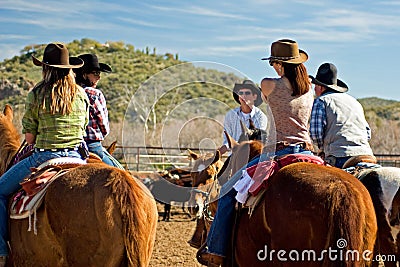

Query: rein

[197,169,220,226]
[5,139,27,172]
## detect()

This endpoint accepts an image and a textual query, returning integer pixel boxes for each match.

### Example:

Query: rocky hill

[1,39,399,154]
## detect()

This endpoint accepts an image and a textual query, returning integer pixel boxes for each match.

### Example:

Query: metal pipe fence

[109,145,400,171]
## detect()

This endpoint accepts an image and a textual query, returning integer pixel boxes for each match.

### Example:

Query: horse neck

[0,120,21,175]
[217,140,263,186]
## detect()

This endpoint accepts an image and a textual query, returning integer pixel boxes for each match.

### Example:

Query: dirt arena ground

[149,203,203,267]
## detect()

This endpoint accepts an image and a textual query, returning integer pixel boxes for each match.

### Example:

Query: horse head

[188,149,223,219]
[218,131,264,184]
[0,105,21,175]
[238,119,267,144]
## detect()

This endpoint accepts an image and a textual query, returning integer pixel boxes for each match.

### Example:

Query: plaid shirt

[22,87,89,149]
[84,87,110,141]
[309,98,327,149]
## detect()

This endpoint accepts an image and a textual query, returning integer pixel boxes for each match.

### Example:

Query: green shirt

[22,86,89,149]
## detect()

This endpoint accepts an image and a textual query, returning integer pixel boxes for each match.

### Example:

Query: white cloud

[0,44,22,60]
[148,4,255,21]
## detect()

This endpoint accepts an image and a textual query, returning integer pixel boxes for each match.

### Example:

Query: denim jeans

[206,146,314,256]
[0,150,81,256]
[87,141,121,168]
[325,156,352,169]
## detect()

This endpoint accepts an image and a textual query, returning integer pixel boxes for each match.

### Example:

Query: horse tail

[324,176,376,267]
[107,169,158,267]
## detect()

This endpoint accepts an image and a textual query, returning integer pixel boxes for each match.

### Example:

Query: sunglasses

[269,60,278,66]
[238,91,253,96]
[90,71,101,76]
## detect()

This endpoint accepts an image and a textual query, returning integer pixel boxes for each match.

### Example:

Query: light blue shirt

[222,106,268,149]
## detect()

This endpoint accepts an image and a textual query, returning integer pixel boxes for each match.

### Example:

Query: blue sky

[1,0,399,100]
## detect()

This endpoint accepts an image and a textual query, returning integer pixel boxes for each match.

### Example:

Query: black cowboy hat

[232,80,263,107]
[77,54,112,73]
[32,43,83,68]
[309,63,348,93]
[262,39,308,64]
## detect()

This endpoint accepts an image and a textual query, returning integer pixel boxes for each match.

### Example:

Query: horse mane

[0,105,21,175]
[219,140,264,183]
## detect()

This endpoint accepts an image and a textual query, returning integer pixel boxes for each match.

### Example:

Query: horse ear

[3,104,13,121]
[224,130,239,150]
[211,150,221,164]
[239,120,250,136]
[107,140,118,154]
[248,119,256,129]
[188,149,199,160]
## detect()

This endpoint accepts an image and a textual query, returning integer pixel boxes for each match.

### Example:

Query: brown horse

[190,139,378,267]
[0,105,158,267]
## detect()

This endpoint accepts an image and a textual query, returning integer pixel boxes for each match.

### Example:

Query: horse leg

[188,216,207,249]
[363,174,399,267]
[182,202,192,218]
[163,203,171,222]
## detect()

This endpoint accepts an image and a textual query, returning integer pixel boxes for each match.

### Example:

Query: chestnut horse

[0,105,158,267]
[190,139,378,267]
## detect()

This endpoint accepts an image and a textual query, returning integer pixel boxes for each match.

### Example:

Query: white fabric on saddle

[233,169,254,204]
[37,157,86,169]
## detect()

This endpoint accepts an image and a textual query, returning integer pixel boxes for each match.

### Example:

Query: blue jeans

[87,141,121,168]
[206,146,313,256]
[325,156,352,169]
[0,150,81,256]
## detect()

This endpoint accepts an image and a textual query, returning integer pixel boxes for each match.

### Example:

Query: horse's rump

[235,162,377,267]
[9,164,158,267]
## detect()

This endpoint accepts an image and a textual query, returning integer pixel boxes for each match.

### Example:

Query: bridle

[191,164,221,226]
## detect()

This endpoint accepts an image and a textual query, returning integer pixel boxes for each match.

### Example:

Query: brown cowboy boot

[188,217,206,249]
[0,256,6,267]
[196,243,224,267]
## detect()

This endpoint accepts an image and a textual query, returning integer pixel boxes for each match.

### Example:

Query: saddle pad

[243,188,266,217]
[248,154,325,196]
[37,157,86,169]
[10,171,61,220]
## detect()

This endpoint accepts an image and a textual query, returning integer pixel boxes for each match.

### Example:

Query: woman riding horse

[199,39,315,266]
[191,138,377,267]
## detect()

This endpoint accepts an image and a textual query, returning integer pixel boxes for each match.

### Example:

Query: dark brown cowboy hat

[262,39,308,64]
[232,80,263,107]
[77,54,112,73]
[309,63,348,93]
[32,43,83,68]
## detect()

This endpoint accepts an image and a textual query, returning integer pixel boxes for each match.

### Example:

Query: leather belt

[34,147,79,153]
[275,141,314,152]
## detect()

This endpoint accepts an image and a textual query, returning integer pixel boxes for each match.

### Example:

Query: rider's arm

[25,133,36,144]
[309,98,326,150]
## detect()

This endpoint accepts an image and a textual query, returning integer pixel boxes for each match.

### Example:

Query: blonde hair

[33,65,78,115]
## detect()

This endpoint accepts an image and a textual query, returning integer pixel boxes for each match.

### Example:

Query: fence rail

[109,145,400,171]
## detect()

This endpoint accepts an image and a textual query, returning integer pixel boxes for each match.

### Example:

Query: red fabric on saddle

[248,154,326,196]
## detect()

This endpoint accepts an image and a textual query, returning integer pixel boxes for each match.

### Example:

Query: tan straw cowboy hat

[32,43,83,68]
[262,39,308,64]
